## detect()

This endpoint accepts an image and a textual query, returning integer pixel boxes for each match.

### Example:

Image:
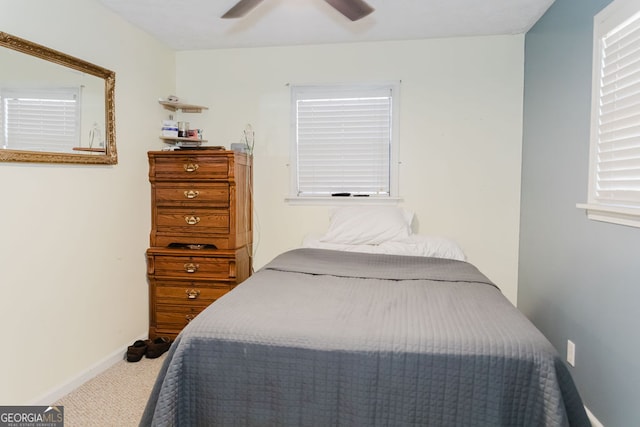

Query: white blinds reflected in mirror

[1,87,80,152]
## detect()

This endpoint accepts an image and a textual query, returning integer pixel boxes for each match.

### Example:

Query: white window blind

[580,0,640,227]
[292,84,396,198]
[1,88,80,152]
[595,9,640,207]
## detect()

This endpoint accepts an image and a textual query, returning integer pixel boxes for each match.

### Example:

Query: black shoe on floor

[146,337,171,358]
[126,340,149,362]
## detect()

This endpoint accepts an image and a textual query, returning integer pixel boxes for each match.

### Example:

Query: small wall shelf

[72,147,106,153]
[159,101,209,113]
[160,136,208,143]
[158,99,208,147]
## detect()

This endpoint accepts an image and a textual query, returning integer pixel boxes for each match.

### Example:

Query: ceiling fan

[222,0,374,22]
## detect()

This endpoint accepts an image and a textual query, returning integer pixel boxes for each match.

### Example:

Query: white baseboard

[30,333,148,405]
[586,406,604,427]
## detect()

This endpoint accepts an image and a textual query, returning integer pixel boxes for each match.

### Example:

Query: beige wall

[175,35,524,303]
[0,0,175,404]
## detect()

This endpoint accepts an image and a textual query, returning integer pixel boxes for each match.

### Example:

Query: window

[1,87,81,152]
[580,0,640,227]
[289,83,399,202]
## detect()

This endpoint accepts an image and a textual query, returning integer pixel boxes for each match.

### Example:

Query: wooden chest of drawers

[146,150,252,339]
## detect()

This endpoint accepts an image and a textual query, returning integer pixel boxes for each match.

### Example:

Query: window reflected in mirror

[0,32,116,164]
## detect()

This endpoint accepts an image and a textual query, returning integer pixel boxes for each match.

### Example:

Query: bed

[140,207,590,427]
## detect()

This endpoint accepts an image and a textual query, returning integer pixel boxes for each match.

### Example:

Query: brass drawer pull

[186,289,200,299]
[184,263,199,273]
[183,163,199,172]
[184,190,199,199]
[185,216,200,225]
[185,314,195,323]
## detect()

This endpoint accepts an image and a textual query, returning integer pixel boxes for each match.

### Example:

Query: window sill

[286,196,404,206]
[576,203,640,228]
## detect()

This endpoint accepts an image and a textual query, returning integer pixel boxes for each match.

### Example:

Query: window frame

[578,0,640,228]
[287,82,401,205]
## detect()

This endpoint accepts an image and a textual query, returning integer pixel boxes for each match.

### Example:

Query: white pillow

[319,206,413,245]
[303,234,466,261]
[379,235,467,261]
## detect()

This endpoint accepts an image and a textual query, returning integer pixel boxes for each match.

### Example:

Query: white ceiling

[98,0,556,51]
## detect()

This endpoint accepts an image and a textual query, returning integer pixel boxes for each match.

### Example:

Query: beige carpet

[54,353,166,427]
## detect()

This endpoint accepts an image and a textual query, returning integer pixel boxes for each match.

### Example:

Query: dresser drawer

[150,254,235,279]
[154,182,229,207]
[152,155,229,180]
[155,282,233,305]
[156,304,209,330]
[155,208,229,233]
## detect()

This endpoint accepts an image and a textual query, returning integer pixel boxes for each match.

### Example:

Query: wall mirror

[0,32,117,165]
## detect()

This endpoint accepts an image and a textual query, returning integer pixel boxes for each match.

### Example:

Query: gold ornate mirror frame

[0,32,117,165]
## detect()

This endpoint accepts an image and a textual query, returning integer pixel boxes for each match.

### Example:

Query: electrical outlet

[567,340,576,367]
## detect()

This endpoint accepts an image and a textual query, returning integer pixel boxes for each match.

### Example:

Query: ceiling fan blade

[324,0,374,21]
[221,0,265,19]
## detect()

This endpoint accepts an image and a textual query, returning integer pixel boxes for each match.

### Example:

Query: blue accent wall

[520,0,640,425]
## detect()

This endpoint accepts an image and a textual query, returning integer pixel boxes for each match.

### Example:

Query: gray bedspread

[141,248,590,427]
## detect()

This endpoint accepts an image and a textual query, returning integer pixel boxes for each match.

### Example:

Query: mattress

[140,248,589,426]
